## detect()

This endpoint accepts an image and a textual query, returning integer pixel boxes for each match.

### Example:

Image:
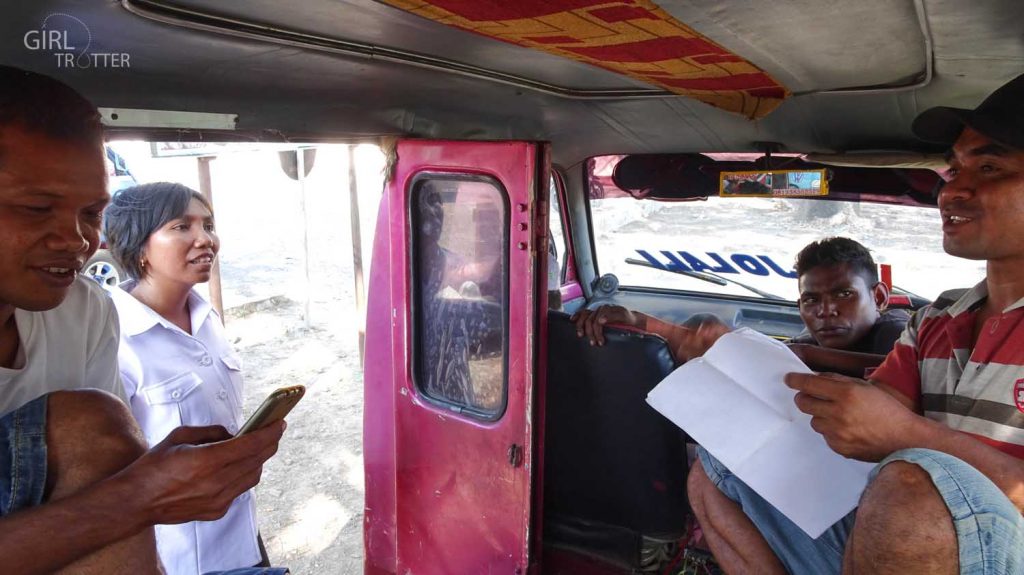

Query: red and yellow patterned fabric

[379,0,789,119]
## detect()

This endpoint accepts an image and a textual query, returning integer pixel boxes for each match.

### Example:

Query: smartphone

[236,385,305,436]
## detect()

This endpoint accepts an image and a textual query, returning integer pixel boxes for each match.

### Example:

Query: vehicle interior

[4,0,1022,573]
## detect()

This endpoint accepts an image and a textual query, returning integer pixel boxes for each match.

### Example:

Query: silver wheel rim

[86,261,120,287]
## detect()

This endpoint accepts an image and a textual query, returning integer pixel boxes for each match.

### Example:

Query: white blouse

[110,284,260,575]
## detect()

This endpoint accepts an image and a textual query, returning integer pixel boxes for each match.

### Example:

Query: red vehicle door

[364,140,549,575]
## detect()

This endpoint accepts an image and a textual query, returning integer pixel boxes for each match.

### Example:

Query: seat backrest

[544,311,689,542]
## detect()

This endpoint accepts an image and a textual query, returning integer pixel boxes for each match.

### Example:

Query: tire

[84,250,125,289]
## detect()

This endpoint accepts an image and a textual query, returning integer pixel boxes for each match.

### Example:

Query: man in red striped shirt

[687,74,1024,575]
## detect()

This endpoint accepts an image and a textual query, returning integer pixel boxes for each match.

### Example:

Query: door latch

[507,444,523,468]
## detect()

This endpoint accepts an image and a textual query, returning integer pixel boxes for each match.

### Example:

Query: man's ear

[872,281,891,311]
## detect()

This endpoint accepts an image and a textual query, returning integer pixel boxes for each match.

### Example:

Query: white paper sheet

[646,328,874,538]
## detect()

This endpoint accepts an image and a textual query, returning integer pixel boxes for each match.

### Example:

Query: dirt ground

[213,145,379,574]
[228,298,364,574]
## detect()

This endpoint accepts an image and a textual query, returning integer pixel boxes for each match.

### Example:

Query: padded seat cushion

[544,311,689,542]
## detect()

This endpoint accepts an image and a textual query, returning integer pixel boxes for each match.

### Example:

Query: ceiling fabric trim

[377,0,790,119]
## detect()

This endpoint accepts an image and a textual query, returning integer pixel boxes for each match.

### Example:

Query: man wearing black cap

[686,75,1024,575]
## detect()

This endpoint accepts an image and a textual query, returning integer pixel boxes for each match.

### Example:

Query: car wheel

[84,250,124,288]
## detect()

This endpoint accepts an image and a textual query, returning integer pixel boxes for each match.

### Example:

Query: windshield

[588,156,986,302]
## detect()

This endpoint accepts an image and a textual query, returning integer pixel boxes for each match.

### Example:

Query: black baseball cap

[912,73,1024,150]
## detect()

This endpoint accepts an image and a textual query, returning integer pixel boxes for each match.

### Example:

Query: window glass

[588,156,985,302]
[548,175,567,289]
[412,177,508,416]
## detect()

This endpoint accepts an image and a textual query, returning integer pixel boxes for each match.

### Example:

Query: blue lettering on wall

[635,249,668,270]
[678,251,713,273]
[634,249,798,279]
[704,252,740,274]
[635,249,692,272]
[729,254,770,276]
[758,255,799,279]
[660,251,694,272]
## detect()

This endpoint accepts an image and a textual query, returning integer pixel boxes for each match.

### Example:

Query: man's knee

[849,461,957,573]
[861,461,949,517]
[46,390,146,499]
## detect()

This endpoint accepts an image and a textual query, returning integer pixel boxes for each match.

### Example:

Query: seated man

[0,65,287,574]
[686,74,1024,574]
[786,236,910,377]
[572,237,908,376]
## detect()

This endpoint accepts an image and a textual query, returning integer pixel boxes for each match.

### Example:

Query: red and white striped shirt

[872,281,1024,459]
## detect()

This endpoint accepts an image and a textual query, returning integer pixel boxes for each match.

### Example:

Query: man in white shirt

[0,277,126,414]
[0,66,288,574]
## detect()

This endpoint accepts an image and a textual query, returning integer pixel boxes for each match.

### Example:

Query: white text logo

[23,14,130,69]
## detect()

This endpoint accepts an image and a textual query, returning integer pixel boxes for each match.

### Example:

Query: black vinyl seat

[543,311,689,567]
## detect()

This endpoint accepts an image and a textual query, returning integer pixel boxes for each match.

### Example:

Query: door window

[411,175,509,418]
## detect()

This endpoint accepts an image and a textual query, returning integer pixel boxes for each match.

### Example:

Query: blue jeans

[0,395,288,575]
[698,446,1024,575]
[0,395,48,516]
[206,564,290,568]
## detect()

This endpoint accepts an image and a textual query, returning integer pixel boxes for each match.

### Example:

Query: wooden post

[348,145,366,368]
[197,156,225,323]
[298,149,312,328]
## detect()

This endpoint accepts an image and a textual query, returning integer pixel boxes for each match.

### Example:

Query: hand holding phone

[236,385,305,436]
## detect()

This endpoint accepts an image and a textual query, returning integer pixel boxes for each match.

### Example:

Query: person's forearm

[638,313,674,340]
[0,471,152,573]
[904,415,1024,511]
[802,347,888,377]
[639,314,688,364]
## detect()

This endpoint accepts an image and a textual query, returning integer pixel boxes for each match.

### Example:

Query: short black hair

[0,66,102,154]
[103,183,213,281]
[794,237,879,285]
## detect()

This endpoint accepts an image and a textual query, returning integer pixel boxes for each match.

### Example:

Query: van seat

[543,311,689,567]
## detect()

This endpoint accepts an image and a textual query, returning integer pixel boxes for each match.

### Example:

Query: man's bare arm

[0,422,284,574]
[786,372,1024,511]
[0,467,156,574]
[571,305,730,364]
[788,343,888,377]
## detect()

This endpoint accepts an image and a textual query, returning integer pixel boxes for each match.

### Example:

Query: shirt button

[199,355,213,366]
[171,390,182,399]
[217,390,228,400]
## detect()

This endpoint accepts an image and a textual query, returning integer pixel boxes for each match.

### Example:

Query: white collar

[111,281,215,337]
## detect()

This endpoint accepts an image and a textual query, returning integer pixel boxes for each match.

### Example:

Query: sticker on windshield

[719,169,828,198]
[633,250,797,278]
[629,249,797,300]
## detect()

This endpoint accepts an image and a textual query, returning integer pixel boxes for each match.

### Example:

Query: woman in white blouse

[103,182,265,575]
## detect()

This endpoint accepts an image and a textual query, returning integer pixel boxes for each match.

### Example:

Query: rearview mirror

[719,169,828,197]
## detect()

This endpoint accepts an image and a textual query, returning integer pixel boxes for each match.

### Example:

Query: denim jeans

[698,446,1024,574]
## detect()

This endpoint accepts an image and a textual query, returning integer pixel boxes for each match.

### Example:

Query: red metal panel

[365,140,544,574]
[364,190,399,575]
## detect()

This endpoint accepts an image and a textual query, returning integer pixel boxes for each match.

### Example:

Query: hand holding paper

[785,371,919,462]
[646,328,874,538]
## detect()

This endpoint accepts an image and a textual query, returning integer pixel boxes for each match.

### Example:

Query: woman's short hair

[102,182,212,281]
